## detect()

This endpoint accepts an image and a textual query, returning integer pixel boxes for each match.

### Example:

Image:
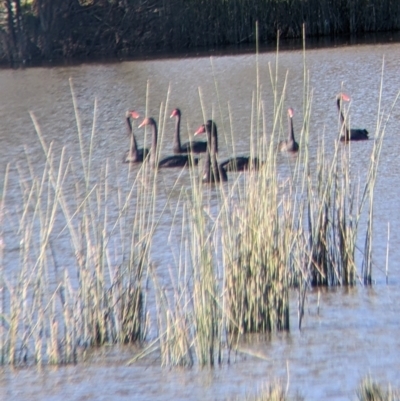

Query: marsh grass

[0,49,394,367]
[151,46,390,364]
[188,180,222,366]
[0,80,153,365]
[305,142,359,286]
[227,376,400,401]
[361,63,400,285]
[357,376,400,401]
[221,163,291,335]
[228,382,290,401]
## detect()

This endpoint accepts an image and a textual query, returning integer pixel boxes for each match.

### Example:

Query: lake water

[2,40,400,400]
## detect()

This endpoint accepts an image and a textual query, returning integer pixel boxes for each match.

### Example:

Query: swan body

[219,156,261,172]
[138,117,198,168]
[170,108,207,154]
[279,108,299,152]
[336,93,369,142]
[123,110,149,163]
[194,120,227,183]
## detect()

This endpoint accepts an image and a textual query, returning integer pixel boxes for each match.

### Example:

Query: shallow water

[2,40,400,400]
[2,287,400,400]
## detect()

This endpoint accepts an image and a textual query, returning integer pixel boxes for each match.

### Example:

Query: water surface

[2,40,400,400]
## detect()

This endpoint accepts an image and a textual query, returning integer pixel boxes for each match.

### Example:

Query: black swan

[123,110,150,163]
[219,155,261,172]
[138,117,198,168]
[279,108,299,152]
[336,93,369,141]
[219,132,261,172]
[194,120,227,183]
[170,108,207,154]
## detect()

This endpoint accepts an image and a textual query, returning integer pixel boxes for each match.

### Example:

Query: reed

[221,167,291,335]
[228,382,290,401]
[361,63,400,284]
[304,72,399,288]
[151,259,194,367]
[187,180,222,366]
[0,81,152,365]
[0,48,394,367]
[357,376,400,401]
[305,141,359,286]
[227,377,400,401]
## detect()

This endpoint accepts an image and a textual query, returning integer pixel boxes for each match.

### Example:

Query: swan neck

[173,115,181,152]
[288,115,295,143]
[204,122,220,182]
[211,124,218,153]
[204,127,211,178]
[150,120,158,167]
[126,116,138,154]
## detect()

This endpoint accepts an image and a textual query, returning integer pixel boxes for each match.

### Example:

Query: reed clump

[221,169,291,335]
[357,376,400,401]
[228,382,290,401]
[306,144,359,286]
[0,84,152,365]
[188,180,222,366]
[0,52,394,367]
[152,265,194,367]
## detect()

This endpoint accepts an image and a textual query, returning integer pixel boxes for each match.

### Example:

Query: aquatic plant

[232,382,290,401]
[357,376,400,401]
[0,80,152,365]
[0,45,393,367]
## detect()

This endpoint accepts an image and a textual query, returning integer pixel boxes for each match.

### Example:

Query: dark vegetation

[2,0,400,66]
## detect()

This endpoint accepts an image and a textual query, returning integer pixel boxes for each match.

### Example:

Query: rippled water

[2,40,400,400]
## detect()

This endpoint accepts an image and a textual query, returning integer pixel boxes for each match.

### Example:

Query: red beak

[194,125,206,136]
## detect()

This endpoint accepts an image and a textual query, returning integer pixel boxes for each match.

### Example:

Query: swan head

[194,120,216,135]
[194,124,206,136]
[170,108,181,118]
[126,110,140,119]
[336,93,350,102]
[138,117,155,128]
